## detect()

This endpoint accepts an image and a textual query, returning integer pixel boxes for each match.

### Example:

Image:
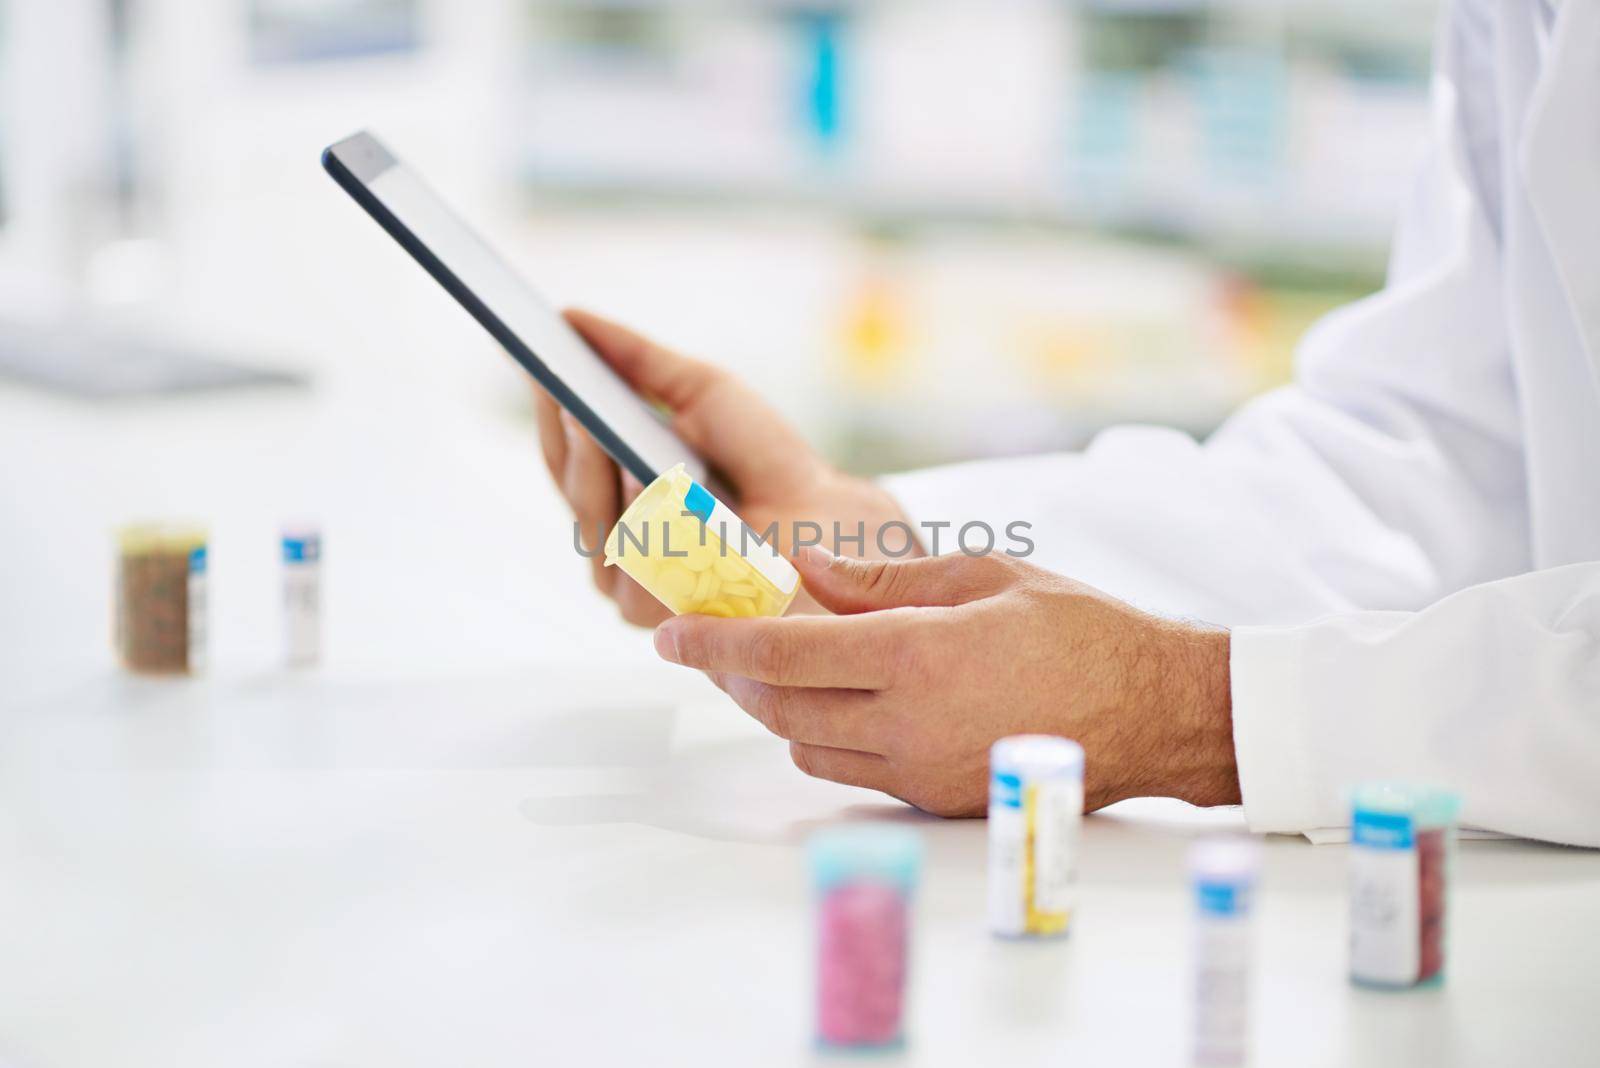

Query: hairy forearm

[1155,623,1240,807]
[1076,603,1241,812]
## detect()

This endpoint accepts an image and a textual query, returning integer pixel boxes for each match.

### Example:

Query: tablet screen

[324,131,705,486]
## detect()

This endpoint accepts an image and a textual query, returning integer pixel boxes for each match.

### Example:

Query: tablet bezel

[322,130,704,488]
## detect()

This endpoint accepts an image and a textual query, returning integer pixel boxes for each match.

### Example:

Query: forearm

[1071,598,1240,812]
[1156,623,1240,808]
[1104,621,1239,810]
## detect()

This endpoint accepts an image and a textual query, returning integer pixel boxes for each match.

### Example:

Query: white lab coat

[883,0,1600,846]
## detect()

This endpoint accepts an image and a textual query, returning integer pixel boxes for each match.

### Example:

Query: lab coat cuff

[879,457,1045,558]
[1229,625,1325,835]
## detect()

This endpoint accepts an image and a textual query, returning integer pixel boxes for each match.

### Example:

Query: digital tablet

[322,130,706,486]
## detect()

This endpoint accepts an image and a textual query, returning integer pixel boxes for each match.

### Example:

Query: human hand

[652,547,1239,816]
[534,310,918,627]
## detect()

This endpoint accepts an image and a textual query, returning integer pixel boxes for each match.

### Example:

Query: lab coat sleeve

[878,1,1592,843]
[1231,563,1600,846]
[881,0,1527,628]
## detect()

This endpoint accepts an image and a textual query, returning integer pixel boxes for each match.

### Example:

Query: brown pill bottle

[115,524,207,674]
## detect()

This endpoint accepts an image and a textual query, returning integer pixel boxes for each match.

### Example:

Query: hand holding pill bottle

[604,463,800,618]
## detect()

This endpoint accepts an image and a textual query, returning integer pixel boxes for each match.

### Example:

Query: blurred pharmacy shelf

[507,203,1374,472]
[503,0,1424,463]
[0,0,1424,473]
[515,0,1439,258]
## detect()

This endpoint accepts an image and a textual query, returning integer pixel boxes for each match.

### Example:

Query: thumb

[564,308,720,412]
[565,307,815,493]
[793,546,1008,615]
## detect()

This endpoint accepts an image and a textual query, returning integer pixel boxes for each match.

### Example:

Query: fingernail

[560,410,581,440]
[654,622,682,663]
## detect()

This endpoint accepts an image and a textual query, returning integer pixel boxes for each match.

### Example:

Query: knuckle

[736,679,784,738]
[689,356,726,387]
[858,559,902,600]
[941,552,1012,602]
[763,686,795,740]
[871,699,914,759]
[965,551,1014,584]
[789,741,816,778]
[746,626,792,681]
[884,628,932,683]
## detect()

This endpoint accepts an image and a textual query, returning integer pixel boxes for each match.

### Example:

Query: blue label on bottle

[1352,808,1414,850]
[990,771,1022,809]
[282,535,321,564]
[684,481,715,524]
[189,545,207,574]
[1196,881,1250,916]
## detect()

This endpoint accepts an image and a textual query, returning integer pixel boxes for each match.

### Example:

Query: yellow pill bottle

[604,464,801,618]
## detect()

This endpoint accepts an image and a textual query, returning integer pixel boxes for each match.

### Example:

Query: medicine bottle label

[987,773,1027,936]
[1194,913,1252,1067]
[987,771,1080,937]
[284,564,320,664]
[1349,810,1420,985]
[186,545,208,674]
[1029,779,1080,917]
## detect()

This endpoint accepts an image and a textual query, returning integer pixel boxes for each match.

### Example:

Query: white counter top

[1,373,1596,1068]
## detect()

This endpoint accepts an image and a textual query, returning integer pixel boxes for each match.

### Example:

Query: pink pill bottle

[808,825,923,1052]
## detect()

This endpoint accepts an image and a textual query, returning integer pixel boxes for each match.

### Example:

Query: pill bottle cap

[606,464,694,569]
[808,824,922,894]
[990,735,1084,781]
[117,523,207,556]
[1350,783,1462,829]
[282,525,322,563]
[1190,836,1261,917]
